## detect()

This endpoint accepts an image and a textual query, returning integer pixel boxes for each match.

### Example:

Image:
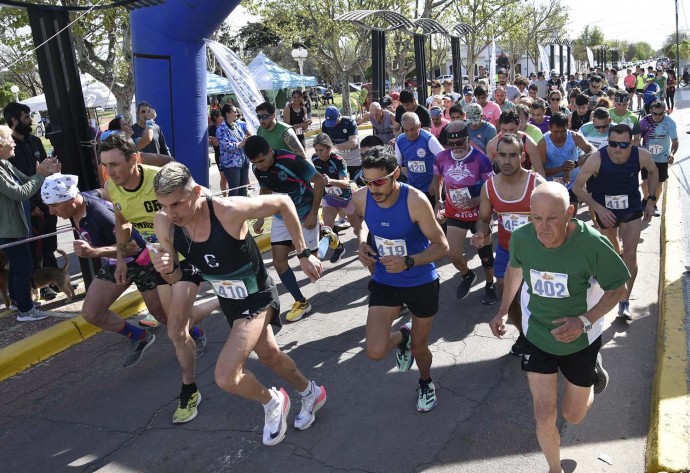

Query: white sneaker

[263,387,290,446]
[294,381,327,431]
[16,307,51,322]
[9,301,40,311]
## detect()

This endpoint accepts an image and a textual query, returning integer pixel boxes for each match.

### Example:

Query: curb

[645,170,690,472]
[0,291,146,382]
[0,234,272,383]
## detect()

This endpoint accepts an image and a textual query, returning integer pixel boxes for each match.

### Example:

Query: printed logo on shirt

[416,148,427,158]
[204,254,220,268]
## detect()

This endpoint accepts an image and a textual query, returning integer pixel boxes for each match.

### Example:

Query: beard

[15,121,32,136]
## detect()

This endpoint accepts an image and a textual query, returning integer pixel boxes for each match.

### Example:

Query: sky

[556,0,687,51]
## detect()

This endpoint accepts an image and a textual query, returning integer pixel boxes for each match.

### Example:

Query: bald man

[490,181,630,473]
[357,102,395,143]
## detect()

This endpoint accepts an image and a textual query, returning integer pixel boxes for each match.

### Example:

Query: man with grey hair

[151,162,325,447]
[357,101,395,143]
[491,181,630,473]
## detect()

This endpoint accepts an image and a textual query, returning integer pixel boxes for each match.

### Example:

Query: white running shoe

[263,387,290,446]
[294,381,327,431]
[16,307,50,322]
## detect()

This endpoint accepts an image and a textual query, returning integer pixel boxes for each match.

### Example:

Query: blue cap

[99,130,120,141]
[462,85,474,95]
[324,106,340,127]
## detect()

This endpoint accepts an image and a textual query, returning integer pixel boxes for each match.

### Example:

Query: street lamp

[10,85,19,102]
[291,47,308,76]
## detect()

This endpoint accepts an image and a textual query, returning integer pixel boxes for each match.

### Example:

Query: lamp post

[291,47,308,77]
[10,85,19,102]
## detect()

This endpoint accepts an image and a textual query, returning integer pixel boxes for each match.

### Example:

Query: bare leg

[81,278,128,332]
[446,226,470,274]
[561,377,594,425]
[619,219,642,300]
[165,281,200,384]
[365,305,403,361]
[527,372,562,473]
[410,314,434,380]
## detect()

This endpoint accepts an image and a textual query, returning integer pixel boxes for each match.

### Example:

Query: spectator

[217,103,251,197]
[131,101,171,156]
[207,109,226,193]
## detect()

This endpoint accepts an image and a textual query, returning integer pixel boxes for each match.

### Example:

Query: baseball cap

[446,120,469,139]
[430,106,443,117]
[99,130,120,141]
[550,69,557,76]
[380,95,392,108]
[462,85,474,96]
[647,73,655,81]
[324,106,340,127]
[465,103,483,125]
[614,91,629,103]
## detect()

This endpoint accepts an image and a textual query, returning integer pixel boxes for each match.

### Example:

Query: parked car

[436,74,453,82]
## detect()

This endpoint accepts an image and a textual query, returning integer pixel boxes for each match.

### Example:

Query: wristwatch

[404,256,415,270]
[297,249,312,259]
[578,315,592,333]
[647,195,657,202]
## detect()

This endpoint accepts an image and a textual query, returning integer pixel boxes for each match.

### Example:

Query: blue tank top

[545,131,579,190]
[590,146,641,216]
[395,130,437,192]
[365,184,438,287]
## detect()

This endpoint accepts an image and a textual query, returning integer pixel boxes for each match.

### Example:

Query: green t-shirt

[509,219,630,355]
[608,109,641,135]
[257,121,292,151]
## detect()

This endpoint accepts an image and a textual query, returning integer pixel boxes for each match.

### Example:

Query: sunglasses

[594,125,609,130]
[651,112,665,116]
[447,137,468,148]
[361,168,397,187]
[257,113,272,121]
[550,98,561,101]
[608,140,631,149]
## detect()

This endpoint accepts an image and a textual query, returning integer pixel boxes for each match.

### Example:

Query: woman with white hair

[0,125,61,321]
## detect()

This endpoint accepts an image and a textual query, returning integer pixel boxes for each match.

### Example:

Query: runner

[246,135,325,322]
[353,145,448,412]
[572,124,658,321]
[99,133,215,424]
[465,103,497,154]
[432,121,497,303]
[473,134,545,356]
[490,182,630,473]
[622,68,636,110]
[486,109,546,177]
[609,90,642,146]
[151,162,325,446]
[567,95,591,132]
[578,108,611,151]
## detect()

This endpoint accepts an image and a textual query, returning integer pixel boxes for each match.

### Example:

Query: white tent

[247,52,317,90]
[20,74,117,112]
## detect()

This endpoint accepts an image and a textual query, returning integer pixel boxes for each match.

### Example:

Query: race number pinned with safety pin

[529,269,570,299]
[605,194,629,210]
[211,279,249,299]
[449,187,472,204]
[408,161,427,174]
[502,213,530,232]
[373,235,408,257]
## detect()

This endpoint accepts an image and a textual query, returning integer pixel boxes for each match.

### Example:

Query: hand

[146,108,156,120]
[298,254,323,282]
[643,200,655,222]
[239,137,248,148]
[435,207,446,223]
[37,157,59,176]
[30,206,43,218]
[304,211,317,230]
[358,242,377,267]
[323,174,331,186]
[562,170,571,185]
[668,154,675,164]
[595,203,617,228]
[470,232,485,248]
[562,160,575,172]
[73,239,96,258]
[150,244,176,275]
[490,312,509,338]
[550,316,584,343]
[209,136,218,147]
[114,260,129,285]
[253,217,265,235]
[380,255,406,273]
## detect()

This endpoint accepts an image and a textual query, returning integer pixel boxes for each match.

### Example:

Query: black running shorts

[521,336,602,387]
[368,278,440,318]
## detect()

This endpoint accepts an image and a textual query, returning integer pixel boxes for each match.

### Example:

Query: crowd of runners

[0,60,677,473]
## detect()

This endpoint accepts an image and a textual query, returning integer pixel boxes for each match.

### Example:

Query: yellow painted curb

[0,291,146,383]
[645,170,690,472]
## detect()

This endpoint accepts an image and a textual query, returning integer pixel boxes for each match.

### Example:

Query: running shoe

[192,330,207,359]
[396,322,414,372]
[416,380,438,412]
[16,307,50,322]
[398,303,410,317]
[286,299,311,322]
[294,381,327,431]
[10,301,40,311]
[333,216,351,231]
[329,243,346,263]
[138,313,160,328]
[263,387,290,446]
[456,270,476,299]
[654,205,660,217]
[510,334,525,357]
[482,283,498,305]
[123,330,156,368]
[172,389,201,423]
[617,301,632,321]
[593,353,609,395]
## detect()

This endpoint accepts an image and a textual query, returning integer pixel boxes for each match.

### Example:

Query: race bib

[408,161,426,173]
[374,235,408,257]
[326,186,343,196]
[449,187,472,204]
[502,213,530,232]
[529,269,570,299]
[648,144,664,155]
[211,279,249,300]
[605,194,629,210]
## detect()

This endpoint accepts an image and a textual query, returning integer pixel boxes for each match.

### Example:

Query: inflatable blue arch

[131,0,240,186]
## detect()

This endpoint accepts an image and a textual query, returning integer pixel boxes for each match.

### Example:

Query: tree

[628,42,655,62]
[573,25,604,65]
[0,8,43,96]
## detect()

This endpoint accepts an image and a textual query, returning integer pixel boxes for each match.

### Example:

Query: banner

[570,53,577,73]
[489,38,497,98]
[538,44,550,72]
[205,39,265,134]
[586,47,595,68]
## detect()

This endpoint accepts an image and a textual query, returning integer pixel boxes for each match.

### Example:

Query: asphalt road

[1,91,682,473]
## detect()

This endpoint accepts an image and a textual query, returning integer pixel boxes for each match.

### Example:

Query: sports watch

[647,195,657,202]
[297,249,312,259]
[578,315,592,333]
[404,256,415,270]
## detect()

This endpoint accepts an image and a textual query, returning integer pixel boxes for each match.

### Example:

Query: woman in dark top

[282,89,311,147]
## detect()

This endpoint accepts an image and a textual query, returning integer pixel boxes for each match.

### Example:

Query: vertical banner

[570,53,577,73]
[489,37,497,98]
[538,44,550,72]
[205,39,265,134]
[586,47,595,68]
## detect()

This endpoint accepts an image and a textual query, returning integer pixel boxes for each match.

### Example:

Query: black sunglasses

[609,140,631,149]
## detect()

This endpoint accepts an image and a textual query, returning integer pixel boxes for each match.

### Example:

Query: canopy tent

[206,72,233,95]
[247,51,317,91]
[20,74,117,112]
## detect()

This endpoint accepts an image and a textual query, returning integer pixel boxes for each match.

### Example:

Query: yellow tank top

[106,164,161,243]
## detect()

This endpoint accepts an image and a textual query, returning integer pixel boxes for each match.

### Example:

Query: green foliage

[573,25,605,63]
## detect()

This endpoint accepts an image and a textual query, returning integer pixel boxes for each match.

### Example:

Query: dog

[0,250,10,309]
[31,249,75,303]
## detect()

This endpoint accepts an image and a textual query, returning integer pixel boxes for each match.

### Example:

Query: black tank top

[570,110,591,132]
[288,105,306,126]
[172,196,270,298]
